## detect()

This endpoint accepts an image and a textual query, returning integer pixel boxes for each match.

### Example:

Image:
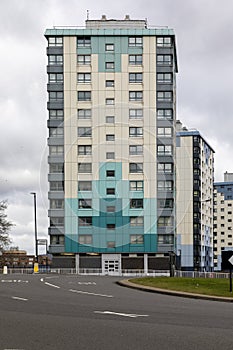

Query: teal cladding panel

[65,162,157,253]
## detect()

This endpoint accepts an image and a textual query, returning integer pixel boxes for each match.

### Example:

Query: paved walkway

[117,279,233,303]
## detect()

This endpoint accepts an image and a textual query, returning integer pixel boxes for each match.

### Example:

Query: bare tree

[0,201,13,252]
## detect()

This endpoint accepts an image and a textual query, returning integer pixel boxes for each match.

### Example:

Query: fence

[0,267,230,278]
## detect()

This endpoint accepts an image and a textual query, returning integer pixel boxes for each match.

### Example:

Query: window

[78,199,92,209]
[107,241,115,248]
[51,235,64,245]
[48,37,63,47]
[107,206,115,212]
[78,73,91,83]
[48,55,63,65]
[49,128,63,137]
[49,146,64,155]
[129,109,143,119]
[157,145,172,156]
[50,199,64,209]
[129,145,143,155]
[129,54,142,65]
[78,91,91,101]
[158,199,173,209]
[156,37,172,47]
[105,43,114,51]
[130,235,144,244]
[106,134,115,141]
[158,235,173,244]
[77,55,91,65]
[50,181,63,191]
[129,163,143,173]
[128,37,143,47]
[106,170,115,177]
[129,127,143,137]
[49,91,63,101]
[78,109,91,119]
[106,98,114,105]
[77,37,91,47]
[106,152,115,159]
[106,116,115,123]
[157,55,172,65]
[158,181,173,191]
[78,235,92,245]
[49,73,63,83]
[78,181,92,191]
[78,127,92,137]
[157,109,173,120]
[78,217,92,226]
[49,164,63,173]
[129,181,143,191]
[157,163,173,173]
[105,62,114,69]
[130,199,143,209]
[158,216,173,226]
[107,224,115,230]
[78,145,92,155]
[157,127,172,137]
[78,163,92,173]
[106,188,115,195]
[50,217,64,227]
[49,110,64,120]
[129,91,143,101]
[157,73,172,83]
[130,216,144,227]
[157,91,172,102]
[129,73,143,83]
[106,80,114,87]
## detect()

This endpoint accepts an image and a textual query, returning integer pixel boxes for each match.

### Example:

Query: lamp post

[30,192,38,262]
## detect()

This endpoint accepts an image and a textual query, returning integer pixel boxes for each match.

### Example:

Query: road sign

[229,255,233,266]
[221,251,233,270]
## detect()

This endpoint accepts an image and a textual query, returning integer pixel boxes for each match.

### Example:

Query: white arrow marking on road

[44,282,60,289]
[229,255,233,266]
[69,289,113,298]
[94,311,148,318]
[12,296,28,301]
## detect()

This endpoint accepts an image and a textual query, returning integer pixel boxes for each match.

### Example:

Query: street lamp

[30,192,38,261]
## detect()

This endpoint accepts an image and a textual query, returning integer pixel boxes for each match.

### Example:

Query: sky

[1,0,233,254]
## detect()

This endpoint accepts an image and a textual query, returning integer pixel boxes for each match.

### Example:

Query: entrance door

[104,259,119,275]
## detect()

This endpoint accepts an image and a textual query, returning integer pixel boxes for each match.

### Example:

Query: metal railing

[0,267,230,279]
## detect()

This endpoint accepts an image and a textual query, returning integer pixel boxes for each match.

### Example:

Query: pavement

[117,279,233,303]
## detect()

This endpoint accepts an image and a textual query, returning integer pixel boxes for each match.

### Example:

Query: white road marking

[1,280,28,283]
[77,282,96,285]
[69,289,113,298]
[94,311,149,318]
[12,296,28,302]
[44,282,60,289]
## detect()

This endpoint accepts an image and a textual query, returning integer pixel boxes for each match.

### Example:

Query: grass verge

[130,277,233,298]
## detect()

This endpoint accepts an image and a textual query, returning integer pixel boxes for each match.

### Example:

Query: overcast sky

[1,0,233,254]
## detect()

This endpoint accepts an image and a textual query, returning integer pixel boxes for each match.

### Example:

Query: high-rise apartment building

[176,121,214,271]
[45,15,178,273]
[213,172,233,271]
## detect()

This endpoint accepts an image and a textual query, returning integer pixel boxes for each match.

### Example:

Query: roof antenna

[87,10,89,20]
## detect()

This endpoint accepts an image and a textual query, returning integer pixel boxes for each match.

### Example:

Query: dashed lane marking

[69,289,113,298]
[12,296,28,301]
[1,280,28,283]
[44,282,60,289]
[94,311,149,318]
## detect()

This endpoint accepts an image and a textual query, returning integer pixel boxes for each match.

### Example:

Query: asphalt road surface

[0,274,233,350]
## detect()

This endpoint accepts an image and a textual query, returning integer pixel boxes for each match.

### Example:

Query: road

[0,274,233,350]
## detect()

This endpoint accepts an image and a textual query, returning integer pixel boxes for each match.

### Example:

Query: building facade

[45,15,178,273]
[213,172,233,270]
[176,122,214,271]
